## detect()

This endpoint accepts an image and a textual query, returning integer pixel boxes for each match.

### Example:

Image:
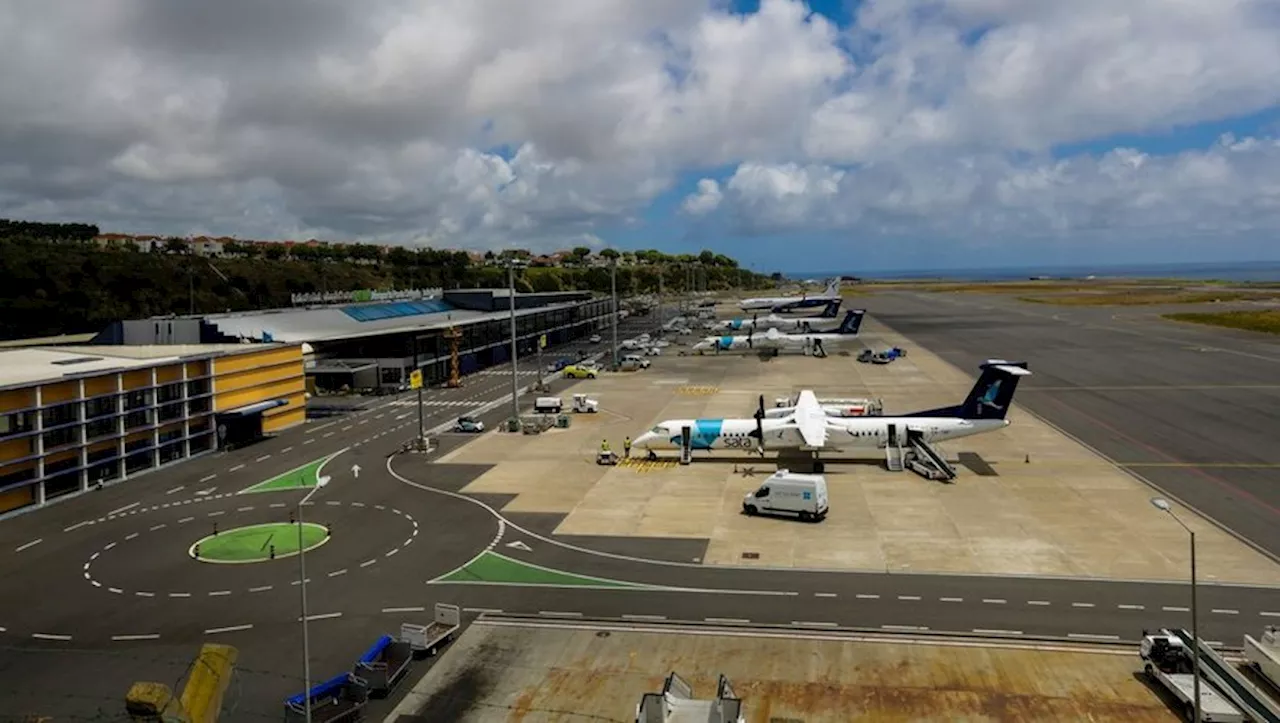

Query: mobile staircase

[636,672,744,723]
[905,429,958,482]
[1172,628,1280,723]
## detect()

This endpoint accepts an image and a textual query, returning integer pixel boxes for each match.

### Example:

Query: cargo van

[742,470,828,522]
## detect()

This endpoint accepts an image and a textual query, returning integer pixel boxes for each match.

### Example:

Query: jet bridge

[635,672,744,723]
[1171,627,1280,723]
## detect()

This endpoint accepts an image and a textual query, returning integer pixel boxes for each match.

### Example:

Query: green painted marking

[191,522,329,563]
[438,551,647,588]
[238,455,332,494]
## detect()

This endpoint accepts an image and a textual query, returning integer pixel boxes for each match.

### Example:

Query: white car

[588,334,602,344]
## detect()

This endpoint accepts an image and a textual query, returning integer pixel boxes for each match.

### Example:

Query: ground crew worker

[601,438,610,453]
[624,436,632,458]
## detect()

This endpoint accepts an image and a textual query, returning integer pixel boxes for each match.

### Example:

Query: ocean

[784,261,1280,283]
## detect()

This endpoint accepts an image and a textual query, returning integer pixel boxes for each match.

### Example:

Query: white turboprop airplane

[717,299,844,333]
[632,361,1031,471]
[693,310,863,356]
[739,278,842,312]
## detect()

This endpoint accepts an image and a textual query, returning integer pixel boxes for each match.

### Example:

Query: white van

[622,354,651,369]
[742,470,828,522]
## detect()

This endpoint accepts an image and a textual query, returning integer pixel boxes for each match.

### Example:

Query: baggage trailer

[1246,626,1280,691]
[284,672,369,723]
[1140,630,1244,722]
[400,603,461,658]
[355,634,414,698]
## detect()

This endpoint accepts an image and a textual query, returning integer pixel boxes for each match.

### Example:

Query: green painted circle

[189,522,330,564]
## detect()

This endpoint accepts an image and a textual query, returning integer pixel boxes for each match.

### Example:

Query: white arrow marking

[351,464,361,478]
[505,540,532,552]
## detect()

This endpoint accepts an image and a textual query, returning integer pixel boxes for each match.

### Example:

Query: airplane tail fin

[824,277,841,297]
[819,299,842,318]
[908,360,1031,420]
[837,309,864,335]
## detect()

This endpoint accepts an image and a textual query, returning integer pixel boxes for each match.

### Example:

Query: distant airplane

[692,310,863,356]
[632,361,1031,471]
[717,299,843,332]
[739,278,841,312]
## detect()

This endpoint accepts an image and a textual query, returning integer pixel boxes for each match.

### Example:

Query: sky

[3,0,1280,273]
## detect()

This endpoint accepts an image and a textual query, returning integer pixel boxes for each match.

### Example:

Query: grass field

[438,551,643,587]
[239,456,331,494]
[1020,290,1280,306]
[1164,309,1280,335]
[192,522,328,562]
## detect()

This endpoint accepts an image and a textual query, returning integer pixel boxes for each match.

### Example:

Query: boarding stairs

[1171,628,1280,723]
[636,672,744,723]
[885,444,904,472]
[905,430,957,482]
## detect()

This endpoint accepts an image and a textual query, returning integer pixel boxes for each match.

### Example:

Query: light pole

[298,476,329,723]
[412,335,424,446]
[507,260,521,424]
[609,256,619,370]
[1151,497,1201,723]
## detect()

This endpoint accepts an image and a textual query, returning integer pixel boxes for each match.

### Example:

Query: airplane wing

[793,390,828,448]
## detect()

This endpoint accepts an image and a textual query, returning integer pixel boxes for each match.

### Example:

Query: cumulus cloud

[2,0,1280,250]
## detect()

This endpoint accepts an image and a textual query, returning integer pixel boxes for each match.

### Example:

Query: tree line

[0,221,773,341]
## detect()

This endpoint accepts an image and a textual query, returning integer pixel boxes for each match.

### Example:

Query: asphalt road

[856,290,1280,562]
[2,307,1277,720]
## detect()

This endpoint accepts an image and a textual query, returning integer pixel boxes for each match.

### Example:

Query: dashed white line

[1068,633,1120,641]
[1071,602,1095,608]
[982,599,1006,605]
[255,455,271,463]
[381,606,425,613]
[360,559,377,568]
[301,612,342,622]
[1211,609,1239,615]
[395,413,410,421]
[328,569,348,578]
[793,621,838,628]
[704,617,749,624]
[169,592,191,598]
[1027,601,1051,606]
[402,538,414,547]
[150,524,166,532]
[89,552,99,561]
[358,419,370,425]
[882,625,929,632]
[205,624,253,635]
[248,585,273,593]
[539,611,583,618]
[135,592,155,598]
[32,633,72,641]
[325,501,342,506]
[229,464,246,473]
[1117,604,1145,611]
[897,595,921,601]
[209,590,232,597]
[385,549,399,558]
[199,475,217,483]
[974,629,1023,636]
[103,542,117,551]
[855,594,879,600]
[64,521,91,532]
[940,597,964,603]
[178,516,195,524]
[112,634,160,641]
[207,510,225,517]
[351,502,365,508]
[464,607,503,614]
[303,438,315,445]
[1162,606,1190,613]
[15,538,42,553]
[166,485,186,495]
[107,587,123,594]
[269,503,286,509]
[374,504,386,510]
[90,580,100,587]
[281,446,293,453]
[341,425,353,432]
[374,414,385,420]
[125,533,139,541]
[236,506,254,512]
[1261,611,1280,618]
[623,614,667,621]
[108,502,140,516]
[323,432,334,438]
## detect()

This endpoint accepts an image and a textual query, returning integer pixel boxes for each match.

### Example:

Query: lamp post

[507,260,521,424]
[1151,497,1201,723]
[412,335,425,446]
[609,256,619,370]
[298,476,329,723]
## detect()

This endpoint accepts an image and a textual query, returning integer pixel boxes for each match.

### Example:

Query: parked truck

[400,603,461,658]
[534,396,563,414]
[1245,626,1280,690]
[1140,630,1245,722]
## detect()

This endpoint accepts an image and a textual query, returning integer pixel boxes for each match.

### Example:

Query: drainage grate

[741,552,760,560]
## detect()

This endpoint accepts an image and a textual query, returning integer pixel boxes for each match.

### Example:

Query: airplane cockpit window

[649,426,666,435]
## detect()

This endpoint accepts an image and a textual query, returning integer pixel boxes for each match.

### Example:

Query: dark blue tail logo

[820,299,843,318]
[838,310,865,334]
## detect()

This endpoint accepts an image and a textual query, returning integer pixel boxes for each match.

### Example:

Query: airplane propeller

[751,394,767,456]
[747,327,754,349]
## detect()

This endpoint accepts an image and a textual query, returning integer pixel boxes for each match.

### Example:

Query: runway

[858,290,1280,562]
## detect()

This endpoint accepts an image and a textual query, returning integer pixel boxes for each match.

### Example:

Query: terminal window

[0,411,34,437]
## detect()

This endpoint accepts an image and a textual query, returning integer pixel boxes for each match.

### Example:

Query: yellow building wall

[40,381,78,405]
[0,436,35,464]
[0,389,35,414]
[262,394,306,433]
[186,360,210,378]
[122,369,152,391]
[83,374,118,398]
[155,364,184,384]
[0,484,34,514]
[213,345,301,375]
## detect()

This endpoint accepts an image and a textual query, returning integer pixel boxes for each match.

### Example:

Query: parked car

[588,334,602,344]
[453,416,485,433]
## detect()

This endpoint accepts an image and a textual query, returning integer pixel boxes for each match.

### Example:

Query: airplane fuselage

[634,416,1009,452]
[693,332,857,353]
[738,296,838,312]
[719,315,841,333]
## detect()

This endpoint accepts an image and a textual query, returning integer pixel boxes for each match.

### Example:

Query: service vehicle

[572,394,599,413]
[1245,626,1280,688]
[563,364,598,379]
[742,470,828,522]
[623,354,652,369]
[1140,630,1245,722]
[534,396,563,414]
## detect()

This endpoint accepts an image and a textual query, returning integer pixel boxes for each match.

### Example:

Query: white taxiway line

[178,516,195,523]
[64,521,91,532]
[381,606,425,613]
[464,607,504,614]
[150,524,166,531]
[229,464,245,472]
[882,625,928,632]
[539,611,583,618]
[1261,611,1280,617]
[898,595,922,602]
[622,614,667,621]
[1071,602,1095,608]
[32,633,72,641]
[940,597,964,603]
[814,592,837,598]
[205,624,254,635]
[974,629,1023,636]
[982,599,1007,605]
[1163,606,1190,612]
[1117,604,1145,611]
[255,455,271,462]
[125,533,139,541]
[249,585,274,593]
[107,502,140,516]
[793,621,839,628]
[112,634,160,641]
[704,617,749,624]
[1211,609,1239,615]
[15,539,42,553]
[301,612,342,622]
[1068,633,1120,641]
[199,474,217,483]
[855,594,879,600]
[166,486,185,495]
[1027,600,1051,606]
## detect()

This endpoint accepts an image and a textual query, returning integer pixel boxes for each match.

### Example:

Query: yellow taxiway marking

[675,385,721,396]
[615,458,679,473]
